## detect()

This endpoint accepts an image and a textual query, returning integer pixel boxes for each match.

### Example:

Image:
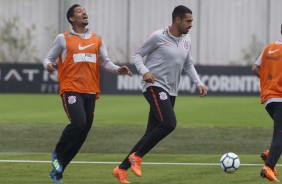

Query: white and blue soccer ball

[220,152,240,173]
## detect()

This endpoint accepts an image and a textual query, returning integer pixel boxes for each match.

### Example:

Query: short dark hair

[172,5,192,22]
[67,4,81,24]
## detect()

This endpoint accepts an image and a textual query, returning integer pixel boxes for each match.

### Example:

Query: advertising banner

[0,64,260,96]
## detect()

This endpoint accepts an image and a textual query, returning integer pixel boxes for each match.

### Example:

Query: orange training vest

[260,42,282,103]
[58,30,102,96]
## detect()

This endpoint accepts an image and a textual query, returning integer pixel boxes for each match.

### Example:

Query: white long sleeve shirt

[133,27,203,96]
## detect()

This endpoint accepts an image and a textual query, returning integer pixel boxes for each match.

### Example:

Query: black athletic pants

[265,102,282,169]
[54,92,96,172]
[120,86,176,170]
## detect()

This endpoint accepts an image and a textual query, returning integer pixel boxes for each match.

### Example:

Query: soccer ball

[220,152,240,173]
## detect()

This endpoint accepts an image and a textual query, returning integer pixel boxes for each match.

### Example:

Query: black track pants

[120,86,176,170]
[54,92,96,172]
[265,102,282,169]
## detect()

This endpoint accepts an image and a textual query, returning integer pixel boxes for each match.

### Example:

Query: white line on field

[0,160,280,167]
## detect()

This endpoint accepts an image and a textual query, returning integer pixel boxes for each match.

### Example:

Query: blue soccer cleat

[49,170,63,183]
[52,151,63,173]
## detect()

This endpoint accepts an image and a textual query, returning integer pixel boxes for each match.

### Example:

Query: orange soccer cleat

[129,152,142,177]
[112,166,130,183]
[261,150,270,163]
[260,165,280,182]
[261,149,277,176]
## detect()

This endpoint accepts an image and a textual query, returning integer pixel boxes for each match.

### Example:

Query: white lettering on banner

[117,74,260,93]
[22,69,40,81]
[0,68,58,82]
[41,84,60,93]
[4,69,22,81]
[117,75,142,90]
[178,76,192,91]
[43,70,58,82]
[190,75,260,92]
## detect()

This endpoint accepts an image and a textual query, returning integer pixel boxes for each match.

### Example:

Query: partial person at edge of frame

[252,24,282,182]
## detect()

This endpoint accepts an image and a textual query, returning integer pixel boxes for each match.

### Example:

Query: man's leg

[113,88,169,182]
[260,102,282,182]
[265,102,282,169]
[128,87,176,176]
[61,93,96,170]
[119,107,159,170]
[52,92,88,172]
[135,86,176,157]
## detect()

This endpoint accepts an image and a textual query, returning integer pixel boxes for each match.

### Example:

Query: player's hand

[118,66,133,76]
[47,63,56,73]
[198,85,208,97]
[143,72,155,83]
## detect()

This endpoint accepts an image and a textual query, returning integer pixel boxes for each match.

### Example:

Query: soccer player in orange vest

[252,24,282,182]
[43,4,133,183]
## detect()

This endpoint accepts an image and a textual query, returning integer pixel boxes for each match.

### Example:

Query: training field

[0,94,280,183]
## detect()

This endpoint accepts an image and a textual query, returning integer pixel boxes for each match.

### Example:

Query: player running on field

[252,24,282,182]
[43,4,132,183]
[112,5,207,183]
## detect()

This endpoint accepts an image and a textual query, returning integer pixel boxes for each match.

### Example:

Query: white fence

[0,0,281,65]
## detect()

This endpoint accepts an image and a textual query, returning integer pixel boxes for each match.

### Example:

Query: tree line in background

[0,17,40,63]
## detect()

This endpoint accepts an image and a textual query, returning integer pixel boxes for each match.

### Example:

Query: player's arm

[43,34,64,73]
[252,64,260,78]
[133,33,159,83]
[183,50,207,97]
[252,53,262,78]
[98,40,132,76]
